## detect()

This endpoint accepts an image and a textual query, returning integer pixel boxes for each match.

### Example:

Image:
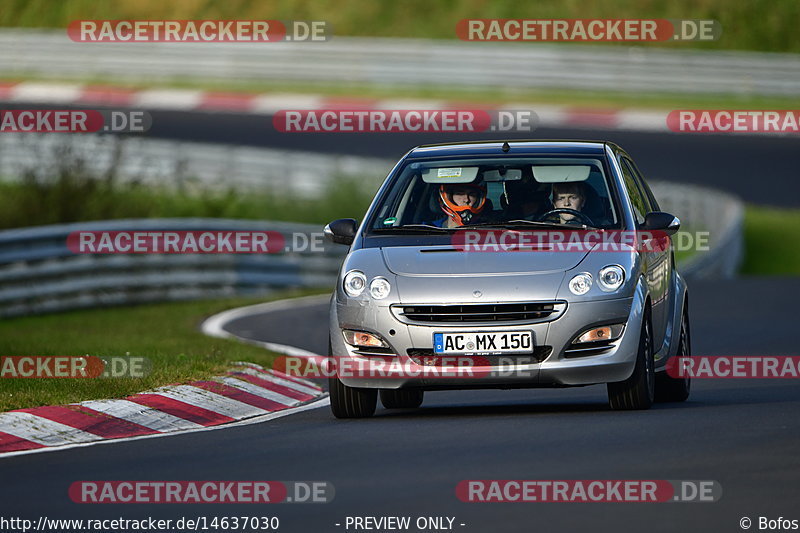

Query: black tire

[328,340,377,418]
[656,303,691,402]
[380,389,424,409]
[608,314,655,410]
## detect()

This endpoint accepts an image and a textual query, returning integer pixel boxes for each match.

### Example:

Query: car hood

[381,246,591,276]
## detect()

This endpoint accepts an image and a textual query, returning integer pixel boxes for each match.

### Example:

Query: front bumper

[330,291,645,390]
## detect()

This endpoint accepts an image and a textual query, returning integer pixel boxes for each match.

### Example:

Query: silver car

[324,140,690,418]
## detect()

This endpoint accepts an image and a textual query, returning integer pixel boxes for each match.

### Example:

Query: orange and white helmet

[438,183,486,226]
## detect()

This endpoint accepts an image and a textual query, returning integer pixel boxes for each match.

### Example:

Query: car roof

[407,140,609,159]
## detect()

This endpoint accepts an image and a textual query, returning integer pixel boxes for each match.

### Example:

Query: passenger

[431,183,487,228]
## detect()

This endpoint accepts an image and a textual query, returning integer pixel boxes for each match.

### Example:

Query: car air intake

[393,302,566,324]
[351,345,398,358]
[407,346,552,365]
[563,342,615,358]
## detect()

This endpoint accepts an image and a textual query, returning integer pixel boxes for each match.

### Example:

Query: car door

[619,156,671,352]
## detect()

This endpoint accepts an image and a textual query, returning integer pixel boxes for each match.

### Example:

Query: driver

[432,183,487,228]
[551,182,587,225]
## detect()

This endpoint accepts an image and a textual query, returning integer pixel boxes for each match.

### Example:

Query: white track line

[232,366,322,396]
[79,399,204,432]
[10,82,84,103]
[134,89,204,109]
[234,361,322,389]
[251,93,326,114]
[0,412,99,446]
[202,294,329,360]
[148,385,268,419]
[217,376,299,406]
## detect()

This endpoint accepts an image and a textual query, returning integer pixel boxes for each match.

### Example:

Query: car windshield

[367,156,621,231]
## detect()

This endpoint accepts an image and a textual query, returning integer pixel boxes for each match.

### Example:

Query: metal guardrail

[0,219,345,317]
[0,134,391,196]
[0,181,742,317]
[650,183,744,279]
[1,30,799,96]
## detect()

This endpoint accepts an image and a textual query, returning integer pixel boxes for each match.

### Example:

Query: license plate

[433,331,533,355]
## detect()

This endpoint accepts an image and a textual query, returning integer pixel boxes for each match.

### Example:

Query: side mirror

[642,212,681,236]
[324,218,358,245]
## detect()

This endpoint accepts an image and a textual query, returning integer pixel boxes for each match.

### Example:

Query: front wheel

[608,315,655,410]
[328,340,377,418]
[656,303,691,402]
[329,375,377,418]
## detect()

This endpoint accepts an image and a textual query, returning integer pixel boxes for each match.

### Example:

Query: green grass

[0,289,328,412]
[0,172,377,230]
[2,0,799,53]
[742,206,800,275]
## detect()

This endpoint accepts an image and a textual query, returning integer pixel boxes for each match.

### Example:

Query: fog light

[569,273,593,295]
[573,324,625,344]
[342,330,388,348]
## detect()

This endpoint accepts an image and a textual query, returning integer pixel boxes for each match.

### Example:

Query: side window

[624,158,661,211]
[619,157,648,225]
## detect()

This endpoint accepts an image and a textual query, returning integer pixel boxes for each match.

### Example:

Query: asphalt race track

[2,278,799,533]
[143,109,800,208]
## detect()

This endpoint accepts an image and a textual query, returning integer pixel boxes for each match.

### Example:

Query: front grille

[393,302,565,324]
[407,347,552,366]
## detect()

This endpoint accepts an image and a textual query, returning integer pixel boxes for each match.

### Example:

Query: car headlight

[343,270,367,297]
[598,265,625,291]
[369,277,391,299]
[568,273,593,295]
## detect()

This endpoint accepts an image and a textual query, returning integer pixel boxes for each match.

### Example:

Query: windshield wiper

[372,224,456,233]
[463,220,599,230]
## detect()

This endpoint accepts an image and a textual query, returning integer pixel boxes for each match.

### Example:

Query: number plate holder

[433,331,534,355]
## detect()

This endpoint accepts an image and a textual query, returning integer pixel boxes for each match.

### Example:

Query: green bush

[0,167,376,229]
